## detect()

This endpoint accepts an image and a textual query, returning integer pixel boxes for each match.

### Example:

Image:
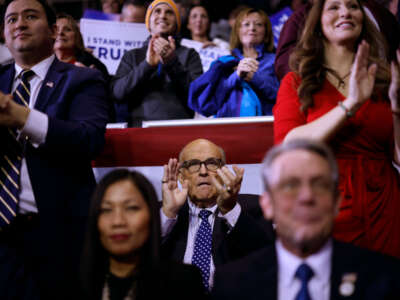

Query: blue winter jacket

[188,44,279,117]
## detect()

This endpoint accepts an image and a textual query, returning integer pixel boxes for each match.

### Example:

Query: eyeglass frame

[179,157,224,173]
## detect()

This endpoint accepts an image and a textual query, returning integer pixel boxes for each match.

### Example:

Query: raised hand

[161,158,188,218]
[236,58,259,82]
[347,40,377,111]
[146,36,161,67]
[389,49,400,112]
[0,91,29,128]
[211,165,244,214]
[153,35,176,64]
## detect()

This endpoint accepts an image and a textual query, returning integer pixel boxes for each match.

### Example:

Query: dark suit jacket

[212,240,400,300]
[0,58,110,297]
[161,195,274,267]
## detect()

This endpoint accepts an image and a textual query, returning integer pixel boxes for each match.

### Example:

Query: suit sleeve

[273,72,307,144]
[44,68,109,160]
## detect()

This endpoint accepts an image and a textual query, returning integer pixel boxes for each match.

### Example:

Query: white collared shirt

[276,239,332,300]
[13,55,54,213]
[160,200,241,288]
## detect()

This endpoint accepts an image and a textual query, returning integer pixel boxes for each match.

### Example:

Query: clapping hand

[236,58,259,82]
[153,35,176,64]
[389,49,400,113]
[347,40,377,111]
[161,158,188,218]
[211,165,244,215]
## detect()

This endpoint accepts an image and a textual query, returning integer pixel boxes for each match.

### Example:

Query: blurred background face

[179,140,223,207]
[187,6,209,37]
[98,179,151,258]
[54,18,75,51]
[262,150,339,256]
[121,4,146,23]
[238,12,265,47]
[102,0,121,14]
[149,3,177,36]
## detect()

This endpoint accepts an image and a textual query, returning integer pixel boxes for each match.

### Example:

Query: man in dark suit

[0,0,109,298]
[212,139,400,300]
[160,138,273,291]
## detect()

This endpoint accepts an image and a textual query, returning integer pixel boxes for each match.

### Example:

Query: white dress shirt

[12,55,54,213]
[276,239,332,300]
[161,200,241,288]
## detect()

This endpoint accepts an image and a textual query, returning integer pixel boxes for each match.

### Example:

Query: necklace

[325,68,351,89]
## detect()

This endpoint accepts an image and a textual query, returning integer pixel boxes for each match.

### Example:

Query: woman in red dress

[273,0,400,258]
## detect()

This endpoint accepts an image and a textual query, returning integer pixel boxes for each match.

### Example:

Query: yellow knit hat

[145,0,181,34]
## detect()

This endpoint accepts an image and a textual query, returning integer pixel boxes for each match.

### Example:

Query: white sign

[181,38,230,72]
[80,19,150,75]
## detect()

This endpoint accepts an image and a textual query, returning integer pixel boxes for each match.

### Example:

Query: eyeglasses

[274,178,334,197]
[180,158,223,173]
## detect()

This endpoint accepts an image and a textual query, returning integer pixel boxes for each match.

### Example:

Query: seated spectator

[185,5,229,50]
[54,13,109,80]
[273,0,400,258]
[111,0,203,126]
[120,0,147,23]
[160,138,274,291]
[80,169,205,300]
[212,139,400,300]
[188,7,280,117]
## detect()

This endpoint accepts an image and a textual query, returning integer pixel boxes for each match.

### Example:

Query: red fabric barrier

[93,122,274,167]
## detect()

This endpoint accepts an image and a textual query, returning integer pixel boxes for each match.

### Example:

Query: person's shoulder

[52,59,104,81]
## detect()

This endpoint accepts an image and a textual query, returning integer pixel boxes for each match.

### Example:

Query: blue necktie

[0,69,34,227]
[295,263,314,300]
[192,209,212,291]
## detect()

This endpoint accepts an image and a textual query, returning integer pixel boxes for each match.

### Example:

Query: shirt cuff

[160,207,178,237]
[218,202,241,228]
[19,108,48,147]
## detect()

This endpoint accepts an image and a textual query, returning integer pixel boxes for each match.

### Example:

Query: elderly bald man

[160,138,273,291]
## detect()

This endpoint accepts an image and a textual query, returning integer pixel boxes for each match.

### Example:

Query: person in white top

[212,139,400,300]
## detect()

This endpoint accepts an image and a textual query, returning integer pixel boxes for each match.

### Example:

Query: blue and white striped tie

[0,69,34,227]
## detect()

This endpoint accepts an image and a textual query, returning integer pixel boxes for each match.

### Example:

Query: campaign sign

[181,38,230,72]
[80,19,149,75]
[269,6,293,48]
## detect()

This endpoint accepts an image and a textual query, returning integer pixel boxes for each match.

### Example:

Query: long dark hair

[80,169,161,299]
[289,0,390,111]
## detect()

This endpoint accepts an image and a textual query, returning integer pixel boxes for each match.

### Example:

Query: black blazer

[161,194,274,267]
[212,240,400,300]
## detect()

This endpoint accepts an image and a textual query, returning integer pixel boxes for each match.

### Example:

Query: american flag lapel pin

[46,81,54,88]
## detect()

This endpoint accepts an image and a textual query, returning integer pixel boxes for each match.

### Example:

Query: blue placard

[269,6,293,48]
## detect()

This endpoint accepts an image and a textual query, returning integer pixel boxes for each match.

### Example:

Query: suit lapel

[35,59,66,112]
[169,202,190,261]
[330,241,361,300]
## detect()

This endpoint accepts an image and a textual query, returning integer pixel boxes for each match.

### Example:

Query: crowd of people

[1,0,400,299]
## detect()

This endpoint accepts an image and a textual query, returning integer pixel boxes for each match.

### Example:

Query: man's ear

[178,170,184,186]
[333,194,342,217]
[50,23,57,41]
[259,192,274,220]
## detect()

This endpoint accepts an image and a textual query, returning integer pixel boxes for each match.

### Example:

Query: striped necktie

[191,209,213,291]
[0,69,34,227]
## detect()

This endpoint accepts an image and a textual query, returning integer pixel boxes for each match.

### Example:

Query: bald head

[179,139,226,164]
